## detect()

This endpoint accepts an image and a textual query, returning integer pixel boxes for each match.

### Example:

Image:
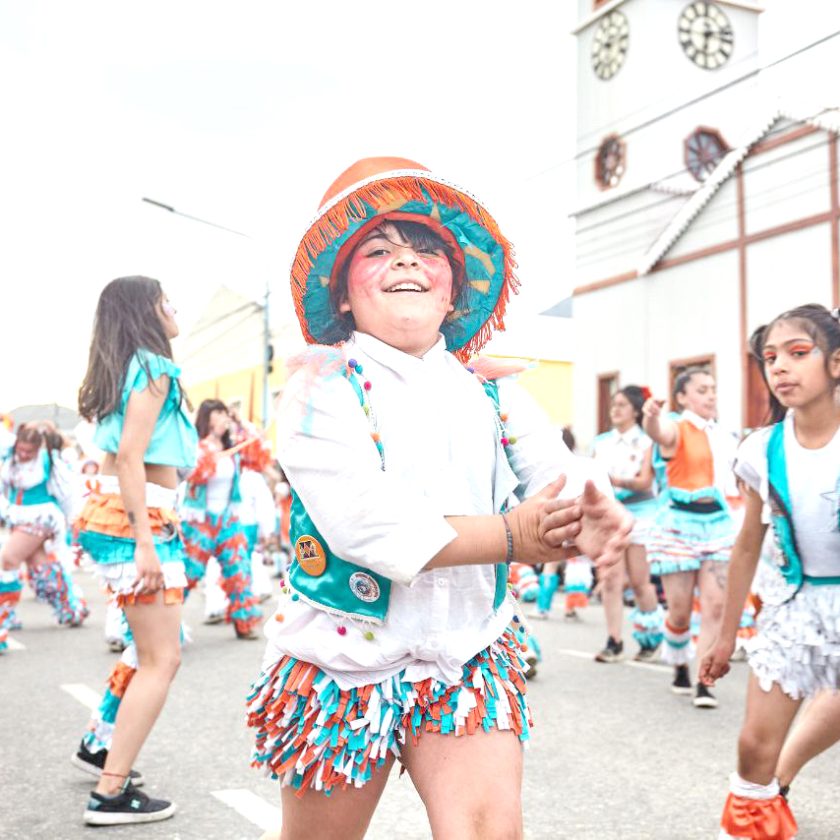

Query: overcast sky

[0,1,834,409]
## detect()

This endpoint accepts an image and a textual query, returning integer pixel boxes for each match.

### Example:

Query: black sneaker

[594,636,624,663]
[671,664,693,695]
[693,682,719,709]
[84,781,176,825]
[71,740,144,787]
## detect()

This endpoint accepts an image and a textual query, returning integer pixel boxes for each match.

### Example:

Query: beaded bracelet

[500,512,515,565]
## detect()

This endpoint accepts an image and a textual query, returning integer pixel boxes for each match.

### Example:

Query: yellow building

[182,287,575,445]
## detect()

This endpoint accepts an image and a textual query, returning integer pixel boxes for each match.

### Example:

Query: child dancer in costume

[0,423,88,651]
[73,276,196,825]
[591,385,663,663]
[246,157,632,840]
[180,399,261,638]
[700,304,840,840]
[643,368,736,708]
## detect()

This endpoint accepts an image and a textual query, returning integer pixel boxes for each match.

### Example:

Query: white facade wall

[646,251,741,433]
[573,249,741,447]
[572,275,650,445]
[575,190,686,285]
[743,133,832,235]
[745,224,834,331]
[667,177,740,258]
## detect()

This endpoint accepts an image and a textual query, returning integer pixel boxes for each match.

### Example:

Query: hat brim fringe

[291,176,519,360]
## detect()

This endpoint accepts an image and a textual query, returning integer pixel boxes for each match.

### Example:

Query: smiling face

[676,372,717,420]
[338,222,456,356]
[762,319,840,409]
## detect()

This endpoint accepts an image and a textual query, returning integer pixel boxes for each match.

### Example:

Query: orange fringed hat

[290,157,519,360]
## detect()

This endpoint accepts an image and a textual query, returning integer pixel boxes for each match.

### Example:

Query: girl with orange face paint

[698,304,840,840]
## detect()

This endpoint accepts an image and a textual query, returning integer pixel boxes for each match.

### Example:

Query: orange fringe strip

[291,177,520,360]
[76,494,178,540]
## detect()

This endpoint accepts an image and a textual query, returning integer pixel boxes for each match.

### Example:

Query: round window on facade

[595,134,626,189]
[684,127,728,182]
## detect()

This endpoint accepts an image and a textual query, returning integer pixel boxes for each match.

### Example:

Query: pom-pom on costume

[75,349,196,755]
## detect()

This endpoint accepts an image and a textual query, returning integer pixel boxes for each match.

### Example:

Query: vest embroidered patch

[349,571,380,602]
[295,535,327,576]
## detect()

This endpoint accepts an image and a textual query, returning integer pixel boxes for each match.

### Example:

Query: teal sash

[766,421,803,590]
[288,368,509,623]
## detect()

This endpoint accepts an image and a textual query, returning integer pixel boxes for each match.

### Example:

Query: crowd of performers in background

[1,305,839,838]
[0,405,293,658]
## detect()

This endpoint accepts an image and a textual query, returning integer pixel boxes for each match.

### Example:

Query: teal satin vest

[767,420,840,594]
[288,371,510,624]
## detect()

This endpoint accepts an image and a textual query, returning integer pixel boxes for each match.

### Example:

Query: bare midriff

[100,453,179,490]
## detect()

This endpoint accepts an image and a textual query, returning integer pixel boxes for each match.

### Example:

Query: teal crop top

[93,349,198,469]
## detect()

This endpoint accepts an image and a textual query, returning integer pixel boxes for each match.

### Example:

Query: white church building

[570,0,839,442]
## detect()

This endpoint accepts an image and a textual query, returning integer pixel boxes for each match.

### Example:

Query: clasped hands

[506,475,633,570]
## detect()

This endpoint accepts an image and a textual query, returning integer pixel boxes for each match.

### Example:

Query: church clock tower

[574,0,762,220]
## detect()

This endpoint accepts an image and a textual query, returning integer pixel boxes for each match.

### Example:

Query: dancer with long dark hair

[72,276,196,825]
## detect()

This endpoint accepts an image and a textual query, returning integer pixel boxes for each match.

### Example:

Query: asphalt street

[3,567,839,840]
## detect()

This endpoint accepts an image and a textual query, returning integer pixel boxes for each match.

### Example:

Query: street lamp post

[141,197,272,430]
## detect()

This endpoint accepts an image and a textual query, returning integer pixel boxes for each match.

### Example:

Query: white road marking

[556,647,669,672]
[556,647,593,660]
[61,683,102,712]
[6,636,25,651]
[212,789,281,832]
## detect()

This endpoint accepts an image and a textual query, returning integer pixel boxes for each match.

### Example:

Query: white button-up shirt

[590,426,652,482]
[263,332,602,689]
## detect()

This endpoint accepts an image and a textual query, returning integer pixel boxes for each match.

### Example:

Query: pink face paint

[162,301,177,318]
[341,224,455,345]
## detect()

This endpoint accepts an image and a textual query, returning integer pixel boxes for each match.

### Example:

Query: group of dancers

[1,156,838,839]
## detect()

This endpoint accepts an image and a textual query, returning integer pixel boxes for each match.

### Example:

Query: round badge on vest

[295,535,327,577]
[349,572,380,602]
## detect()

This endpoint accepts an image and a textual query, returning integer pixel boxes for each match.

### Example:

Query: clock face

[591,11,629,81]
[685,128,728,182]
[595,135,626,189]
[678,2,734,69]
